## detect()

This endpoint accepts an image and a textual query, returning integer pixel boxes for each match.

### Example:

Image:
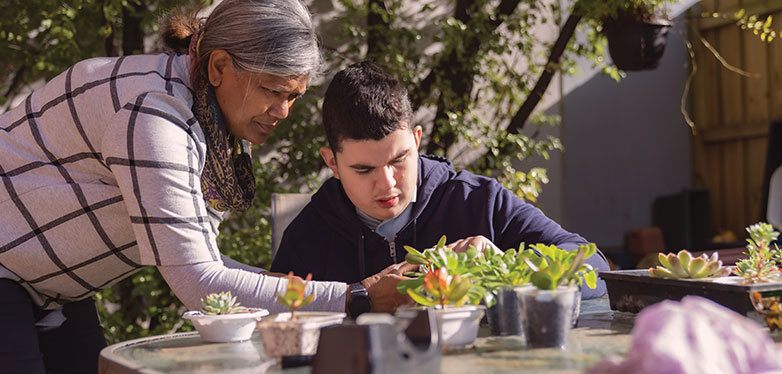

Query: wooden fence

[690,0,780,238]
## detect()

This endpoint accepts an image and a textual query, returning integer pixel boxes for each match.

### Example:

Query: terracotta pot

[256,312,345,358]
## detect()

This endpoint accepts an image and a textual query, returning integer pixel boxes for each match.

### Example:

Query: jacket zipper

[389,241,397,262]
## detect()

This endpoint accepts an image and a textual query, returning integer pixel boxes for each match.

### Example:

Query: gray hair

[196,0,322,79]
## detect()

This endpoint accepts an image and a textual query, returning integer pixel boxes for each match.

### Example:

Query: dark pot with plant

[602,4,672,71]
[517,243,598,349]
[471,245,533,336]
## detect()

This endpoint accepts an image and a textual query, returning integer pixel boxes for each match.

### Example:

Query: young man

[271,62,609,315]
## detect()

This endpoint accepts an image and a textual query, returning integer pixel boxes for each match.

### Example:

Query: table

[97,298,648,373]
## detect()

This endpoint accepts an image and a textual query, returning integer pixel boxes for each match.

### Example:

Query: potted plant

[471,245,533,336]
[648,249,732,279]
[518,243,598,348]
[182,291,269,343]
[733,222,782,284]
[397,236,486,349]
[589,0,674,71]
[256,272,346,358]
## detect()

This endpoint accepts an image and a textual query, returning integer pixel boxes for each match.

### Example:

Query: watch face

[349,295,371,317]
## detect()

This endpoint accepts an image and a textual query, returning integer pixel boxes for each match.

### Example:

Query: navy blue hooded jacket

[271,155,609,298]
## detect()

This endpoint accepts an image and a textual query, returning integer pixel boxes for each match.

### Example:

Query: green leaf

[407,289,437,307]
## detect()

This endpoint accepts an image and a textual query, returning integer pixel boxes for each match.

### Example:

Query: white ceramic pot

[256,312,346,358]
[183,308,269,343]
[397,305,486,349]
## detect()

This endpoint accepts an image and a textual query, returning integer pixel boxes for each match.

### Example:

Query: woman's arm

[158,261,348,313]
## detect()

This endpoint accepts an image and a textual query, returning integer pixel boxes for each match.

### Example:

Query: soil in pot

[520,287,577,349]
[486,285,531,336]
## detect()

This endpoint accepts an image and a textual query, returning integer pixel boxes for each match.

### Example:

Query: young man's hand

[360,262,418,313]
[447,235,501,254]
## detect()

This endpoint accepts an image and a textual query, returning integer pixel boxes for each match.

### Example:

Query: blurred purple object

[587,296,782,374]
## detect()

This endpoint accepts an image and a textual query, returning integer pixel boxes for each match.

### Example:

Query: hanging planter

[603,16,672,71]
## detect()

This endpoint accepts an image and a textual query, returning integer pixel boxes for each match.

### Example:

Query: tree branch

[506,12,582,134]
[2,65,27,100]
[410,0,521,111]
[366,0,390,59]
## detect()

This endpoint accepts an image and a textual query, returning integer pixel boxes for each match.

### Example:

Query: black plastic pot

[603,17,672,71]
[520,287,577,349]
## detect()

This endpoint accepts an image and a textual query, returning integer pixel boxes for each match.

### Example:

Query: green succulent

[734,222,781,283]
[277,272,315,320]
[200,291,249,315]
[520,243,598,291]
[649,250,731,279]
[398,235,486,307]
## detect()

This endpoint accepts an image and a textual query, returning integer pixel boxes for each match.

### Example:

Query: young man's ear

[207,49,232,87]
[319,147,340,179]
[413,125,422,149]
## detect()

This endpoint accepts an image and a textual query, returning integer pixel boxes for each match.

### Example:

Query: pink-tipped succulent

[649,250,731,279]
[277,272,314,320]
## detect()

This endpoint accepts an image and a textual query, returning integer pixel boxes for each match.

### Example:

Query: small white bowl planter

[397,305,486,349]
[256,312,346,358]
[183,308,269,343]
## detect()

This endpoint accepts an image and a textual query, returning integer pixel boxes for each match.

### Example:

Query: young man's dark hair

[322,61,413,152]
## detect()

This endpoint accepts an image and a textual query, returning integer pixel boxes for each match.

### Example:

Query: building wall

[529,7,695,254]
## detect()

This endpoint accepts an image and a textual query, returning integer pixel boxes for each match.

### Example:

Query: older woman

[0,1,411,372]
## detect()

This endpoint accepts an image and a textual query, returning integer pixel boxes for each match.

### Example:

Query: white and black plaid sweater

[0,52,346,311]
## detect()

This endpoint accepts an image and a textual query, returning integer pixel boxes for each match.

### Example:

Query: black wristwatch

[347,282,372,318]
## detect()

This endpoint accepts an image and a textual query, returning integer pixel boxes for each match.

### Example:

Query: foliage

[0,0,206,109]
[473,244,533,289]
[276,272,315,320]
[406,268,473,308]
[200,291,248,315]
[520,243,598,290]
[734,222,782,283]
[397,235,486,307]
[648,250,731,279]
[400,236,600,305]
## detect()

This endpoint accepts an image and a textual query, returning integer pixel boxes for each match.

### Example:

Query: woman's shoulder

[70,52,192,103]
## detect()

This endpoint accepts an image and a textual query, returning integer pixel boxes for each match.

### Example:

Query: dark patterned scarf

[189,31,256,212]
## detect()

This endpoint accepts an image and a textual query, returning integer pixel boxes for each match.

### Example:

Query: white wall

[527,4,696,252]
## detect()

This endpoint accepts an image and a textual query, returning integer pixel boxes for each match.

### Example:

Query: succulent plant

[277,272,314,320]
[200,291,249,315]
[398,235,486,307]
[733,222,781,283]
[520,243,599,290]
[649,250,731,279]
[405,268,472,308]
